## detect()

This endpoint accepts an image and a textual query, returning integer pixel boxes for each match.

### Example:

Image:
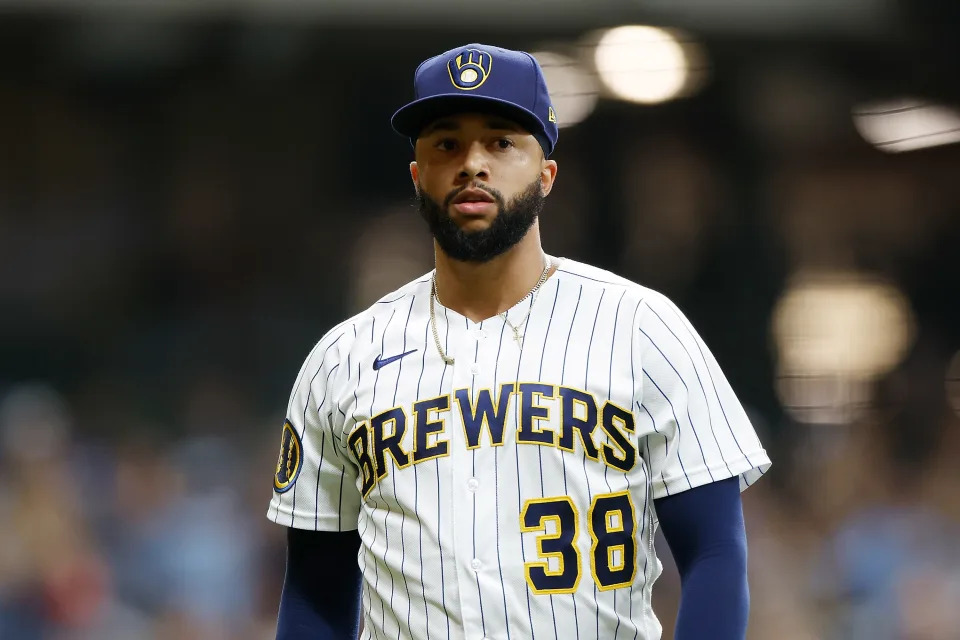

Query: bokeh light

[773,271,914,378]
[592,26,691,104]
[853,98,960,153]
[772,271,916,423]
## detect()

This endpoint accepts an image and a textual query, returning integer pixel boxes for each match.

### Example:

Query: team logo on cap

[447,48,492,90]
[274,419,303,493]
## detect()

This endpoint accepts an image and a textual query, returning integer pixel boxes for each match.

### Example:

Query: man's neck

[433,227,554,323]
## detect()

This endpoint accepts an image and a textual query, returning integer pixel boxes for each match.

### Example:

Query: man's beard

[416,178,544,263]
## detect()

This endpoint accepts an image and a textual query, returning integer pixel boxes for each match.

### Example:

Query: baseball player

[268,43,771,640]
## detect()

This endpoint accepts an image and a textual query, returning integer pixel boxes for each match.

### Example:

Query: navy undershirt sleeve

[276,527,363,640]
[654,476,749,640]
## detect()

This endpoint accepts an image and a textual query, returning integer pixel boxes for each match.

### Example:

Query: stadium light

[592,25,692,105]
[772,271,915,424]
[853,98,960,153]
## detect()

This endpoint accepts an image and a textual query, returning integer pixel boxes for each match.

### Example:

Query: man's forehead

[420,113,529,136]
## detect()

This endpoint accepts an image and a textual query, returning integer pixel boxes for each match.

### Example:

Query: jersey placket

[447,316,499,640]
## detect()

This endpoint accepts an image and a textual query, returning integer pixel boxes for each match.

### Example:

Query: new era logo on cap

[391,43,559,157]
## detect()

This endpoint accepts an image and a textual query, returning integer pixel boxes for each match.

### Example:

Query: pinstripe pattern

[626,297,646,640]
[491,315,512,640]
[538,280,562,640]
[469,317,487,638]
[606,290,627,640]
[659,303,754,466]
[512,294,538,640]
[391,296,416,639]
[267,258,771,640]
[437,306,452,640]
[586,288,604,640]
[413,316,431,639]
[560,282,583,640]
[372,308,396,639]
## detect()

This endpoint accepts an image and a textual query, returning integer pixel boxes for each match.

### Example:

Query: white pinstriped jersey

[267,257,771,640]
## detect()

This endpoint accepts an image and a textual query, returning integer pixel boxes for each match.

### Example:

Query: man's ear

[410,161,420,194]
[540,159,558,197]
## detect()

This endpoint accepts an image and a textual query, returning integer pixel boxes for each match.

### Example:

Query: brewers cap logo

[274,419,303,493]
[548,106,558,123]
[447,48,493,90]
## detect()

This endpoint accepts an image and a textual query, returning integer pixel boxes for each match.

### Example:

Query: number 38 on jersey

[521,490,638,594]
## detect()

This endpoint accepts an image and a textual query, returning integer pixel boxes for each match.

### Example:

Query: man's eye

[435,139,457,151]
[496,138,514,150]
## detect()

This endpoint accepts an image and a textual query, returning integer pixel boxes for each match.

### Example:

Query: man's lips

[450,188,495,205]
[453,201,496,215]
[449,188,497,215]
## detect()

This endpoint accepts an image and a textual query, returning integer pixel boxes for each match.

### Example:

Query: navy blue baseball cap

[391,44,559,157]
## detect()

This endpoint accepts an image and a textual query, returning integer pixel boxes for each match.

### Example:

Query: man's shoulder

[300,272,432,369]
[556,258,657,297]
[367,271,433,309]
[555,258,686,326]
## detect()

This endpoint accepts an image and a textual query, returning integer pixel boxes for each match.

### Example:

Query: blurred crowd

[0,383,283,640]
[2,18,960,640]
[2,361,958,640]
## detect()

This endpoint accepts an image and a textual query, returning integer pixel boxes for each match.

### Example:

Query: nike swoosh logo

[372,349,418,371]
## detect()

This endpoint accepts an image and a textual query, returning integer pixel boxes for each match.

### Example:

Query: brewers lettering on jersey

[268,42,770,640]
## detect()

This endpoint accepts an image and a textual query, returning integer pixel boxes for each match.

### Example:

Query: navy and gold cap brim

[391,93,552,156]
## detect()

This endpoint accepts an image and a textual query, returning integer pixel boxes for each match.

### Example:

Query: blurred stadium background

[1,1,959,638]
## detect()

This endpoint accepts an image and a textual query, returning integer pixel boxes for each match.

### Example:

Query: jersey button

[471,558,483,571]
[470,363,480,375]
[467,477,479,492]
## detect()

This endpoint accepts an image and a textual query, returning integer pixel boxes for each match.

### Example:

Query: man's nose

[457,142,490,182]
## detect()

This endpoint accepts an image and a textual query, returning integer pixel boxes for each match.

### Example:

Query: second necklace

[500,255,552,347]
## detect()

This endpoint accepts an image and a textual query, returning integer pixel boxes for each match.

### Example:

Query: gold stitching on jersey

[412,395,451,464]
[516,382,558,446]
[456,384,514,449]
[354,385,639,493]
[557,386,602,461]
[520,496,582,595]
[347,422,377,498]
[588,490,638,591]
[599,400,637,472]
[371,407,413,480]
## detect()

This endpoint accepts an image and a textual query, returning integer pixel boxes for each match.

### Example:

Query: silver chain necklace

[430,255,553,366]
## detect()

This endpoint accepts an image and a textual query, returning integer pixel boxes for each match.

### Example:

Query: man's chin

[447,205,498,224]
[452,217,496,234]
